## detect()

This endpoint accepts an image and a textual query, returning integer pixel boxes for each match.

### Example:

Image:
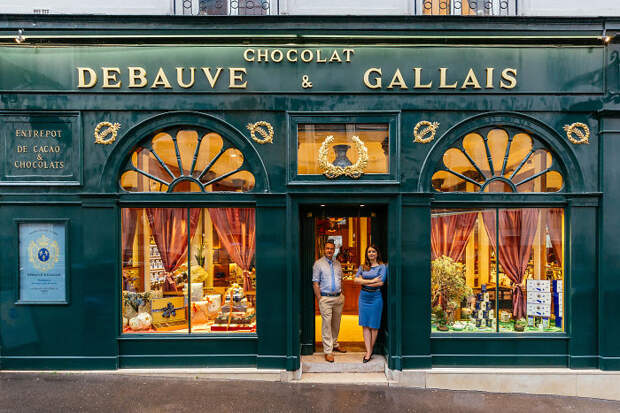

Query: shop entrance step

[302,353,385,373]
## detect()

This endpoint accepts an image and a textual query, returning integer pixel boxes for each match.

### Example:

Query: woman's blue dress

[356,264,387,329]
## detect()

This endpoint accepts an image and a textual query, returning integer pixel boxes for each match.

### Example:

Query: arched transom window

[120,126,255,193]
[431,127,564,193]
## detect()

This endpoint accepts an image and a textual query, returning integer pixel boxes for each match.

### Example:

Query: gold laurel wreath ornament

[318,135,368,179]
[246,121,274,144]
[563,122,590,145]
[94,121,121,145]
[413,121,440,144]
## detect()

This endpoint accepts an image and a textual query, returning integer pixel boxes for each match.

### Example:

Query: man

[312,240,347,362]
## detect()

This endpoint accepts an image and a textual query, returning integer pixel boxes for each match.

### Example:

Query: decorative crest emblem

[94,121,121,145]
[563,122,590,145]
[413,121,440,144]
[28,234,60,272]
[318,135,368,179]
[246,121,274,144]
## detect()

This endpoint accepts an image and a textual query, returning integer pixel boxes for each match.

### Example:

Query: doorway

[300,204,388,355]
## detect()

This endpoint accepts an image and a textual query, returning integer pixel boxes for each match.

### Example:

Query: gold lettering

[343,49,355,62]
[229,68,247,89]
[243,49,255,62]
[316,49,327,63]
[500,68,517,89]
[485,68,494,89]
[102,67,122,88]
[300,49,313,63]
[201,67,223,88]
[257,49,268,62]
[461,68,481,89]
[16,145,27,153]
[286,49,298,62]
[363,67,382,89]
[77,67,97,88]
[329,50,342,63]
[128,67,148,88]
[413,68,432,89]
[271,49,284,63]
[151,68,172,89]
[176,67,196,88]
[387,69,408,89]
[439,68,457,89]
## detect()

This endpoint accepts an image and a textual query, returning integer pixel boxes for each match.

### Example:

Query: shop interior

[311,208,386,351]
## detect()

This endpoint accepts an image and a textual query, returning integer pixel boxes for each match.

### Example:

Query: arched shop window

[120,126,257,335]
[120,126,255,193]
[431,127,564,193]
[430,126,565,334]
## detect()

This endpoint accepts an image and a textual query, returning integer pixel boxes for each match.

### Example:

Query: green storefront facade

[0,15,619,372]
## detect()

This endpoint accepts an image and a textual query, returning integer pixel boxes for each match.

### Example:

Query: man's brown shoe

[333,346,347,353]
[325,353,335,362]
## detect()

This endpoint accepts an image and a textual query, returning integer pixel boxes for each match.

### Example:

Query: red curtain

[208,208,256,292]
[146,208,201,273]
[482,209,540,319]
[545,208,563,266]
[431,212,478,261]
[121,208,138,266]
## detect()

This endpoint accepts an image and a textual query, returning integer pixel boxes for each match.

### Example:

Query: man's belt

[321,292,341,297]
[361,286,380,292]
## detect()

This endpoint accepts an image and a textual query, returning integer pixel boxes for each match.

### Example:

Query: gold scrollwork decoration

[413,121,440,144]
[94,121,121,145]
[246,121,274,144]
[318,135,368,179]
[563,122,590,145]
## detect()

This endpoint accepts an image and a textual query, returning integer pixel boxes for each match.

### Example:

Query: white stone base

[391,368,620,401]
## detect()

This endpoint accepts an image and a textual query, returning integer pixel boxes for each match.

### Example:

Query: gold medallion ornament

[246,121,274,144]
[318,135,368,179]
[28,234,60,272]
[563,122,590,145]
[94,121,121,145]
[413,121,440,144]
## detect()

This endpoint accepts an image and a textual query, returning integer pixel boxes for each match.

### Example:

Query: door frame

[292,196,398,365]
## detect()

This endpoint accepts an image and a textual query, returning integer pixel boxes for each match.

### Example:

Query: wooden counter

[314,279,361,316]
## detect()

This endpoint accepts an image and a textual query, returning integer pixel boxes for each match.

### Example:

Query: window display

[297,123,389,175]
[121,207,256,334]
[431,208,564,333]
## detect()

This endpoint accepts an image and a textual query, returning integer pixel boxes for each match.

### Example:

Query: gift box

[527,303,550,317]
[552,280,563,293]
[151,296,186,328]
[526,279,551,292]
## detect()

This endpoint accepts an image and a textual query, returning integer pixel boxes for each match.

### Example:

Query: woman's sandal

[362,355,372,363]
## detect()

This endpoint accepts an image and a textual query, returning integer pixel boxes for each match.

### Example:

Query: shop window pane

[432,127,563,193]
[120,128,254,193]
[121,207,256,334]
[496,208,564,332]
[122,208,190,334]
[431,209,495,332]
[297,123,389,175]
[431,208,564,333]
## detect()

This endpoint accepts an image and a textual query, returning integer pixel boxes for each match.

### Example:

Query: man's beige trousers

[318,294,345,354]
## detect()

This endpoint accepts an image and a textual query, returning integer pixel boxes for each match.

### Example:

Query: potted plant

[514,318,527,332]
[431,255,473,328]
[432,305,449,331]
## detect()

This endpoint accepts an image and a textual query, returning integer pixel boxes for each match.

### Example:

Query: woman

[354,244,387,363]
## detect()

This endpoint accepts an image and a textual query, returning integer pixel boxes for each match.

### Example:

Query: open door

[300,205,388,356]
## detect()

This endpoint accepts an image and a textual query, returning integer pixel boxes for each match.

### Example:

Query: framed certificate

[16,220,70,304]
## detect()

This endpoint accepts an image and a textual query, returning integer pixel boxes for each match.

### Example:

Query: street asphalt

[1,373,619,412]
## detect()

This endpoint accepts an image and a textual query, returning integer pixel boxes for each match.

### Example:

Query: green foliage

[431,255,473,314]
